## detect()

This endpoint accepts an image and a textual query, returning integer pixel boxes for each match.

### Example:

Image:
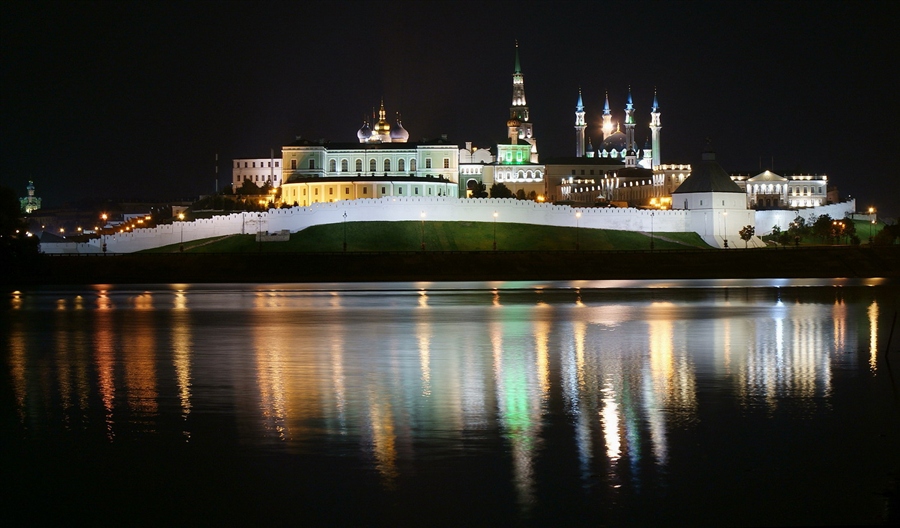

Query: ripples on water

[3,279,899,526]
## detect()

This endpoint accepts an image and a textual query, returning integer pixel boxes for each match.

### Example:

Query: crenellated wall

[754,199,857,234]
[41,198,694,253]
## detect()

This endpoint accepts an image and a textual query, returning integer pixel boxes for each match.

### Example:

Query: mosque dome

[599,130,627,153]
[390,114,409,142]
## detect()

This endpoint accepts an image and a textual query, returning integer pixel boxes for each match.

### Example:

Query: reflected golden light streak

[330,335,347,431]
[125,318,159,432]
[171,299,192,439]
[533,319,550,400]
[868,301,879,373]
[368,393,399,489]
[55,327,72,427]
[94,311,116,440]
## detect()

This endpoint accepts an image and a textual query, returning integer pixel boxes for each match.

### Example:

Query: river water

[3,279,899,526]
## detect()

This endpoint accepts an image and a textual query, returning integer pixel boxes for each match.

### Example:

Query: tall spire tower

[601,91,613,140]
[507,41,537,161]
[624,86,635,151]
[575,89,586,157]
[650,88,661,168]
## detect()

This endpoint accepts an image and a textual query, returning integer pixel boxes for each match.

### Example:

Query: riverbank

[5,246,900,286]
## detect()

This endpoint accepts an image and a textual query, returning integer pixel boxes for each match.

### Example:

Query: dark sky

[2,1,897,217]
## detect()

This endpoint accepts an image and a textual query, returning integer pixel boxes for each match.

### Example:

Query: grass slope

[141,221,711,253]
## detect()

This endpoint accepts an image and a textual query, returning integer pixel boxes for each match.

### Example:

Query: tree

[739,225,755,248]
[237,179,263,196]
[812,214,834,242]
[489,183,514,199]
[515,189,526,200]
[467,180,488,198]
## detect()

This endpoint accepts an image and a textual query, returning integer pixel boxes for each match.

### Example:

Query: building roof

[673,151,744,194]
[747,170,787,182]
[286,137,458,149]
[542,157,624,167]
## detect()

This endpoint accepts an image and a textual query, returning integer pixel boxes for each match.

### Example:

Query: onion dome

[390,113,409,142]
[373,100,391,138]
[357,119,372,142]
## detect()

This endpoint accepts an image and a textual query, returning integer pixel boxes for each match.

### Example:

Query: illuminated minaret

[650,89,661,168]
[601,92,613,140]
[624,86,635,151]
[507,41,537,161]
[574,89,586,157]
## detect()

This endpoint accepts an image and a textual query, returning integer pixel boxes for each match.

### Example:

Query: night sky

[2,1,897,217]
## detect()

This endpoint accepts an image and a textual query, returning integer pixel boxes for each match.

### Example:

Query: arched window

[410,159,417,172]
[369,159,376,172]
[355,159,362,172]
[384,159,391,172]
[329,159,336,172]
[341,159,348,172]
[398,158,405,172]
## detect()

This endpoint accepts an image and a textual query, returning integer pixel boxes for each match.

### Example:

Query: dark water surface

[3,279,899,526]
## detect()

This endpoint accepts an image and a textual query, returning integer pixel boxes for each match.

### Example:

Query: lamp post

[650,211,655,251]
[722,211,728,248]
[101,213,108,254]
[178,213,185,252]
[493,211,498,251]
[257,213,262,253]
[343,211,347,252]
[575,211,581,250]
[868,207,876,245]
[420,211,426,251]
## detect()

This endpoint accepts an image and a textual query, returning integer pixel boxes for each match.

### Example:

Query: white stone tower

[601,91,613,140]
[575,89,586,157]
[624,86,635,152]
[650,89,661,168]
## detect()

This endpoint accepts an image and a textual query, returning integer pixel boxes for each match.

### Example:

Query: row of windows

[290,184,446,198]
[235,161,280,168]
[289,158,451,171]
[236,175,278,183]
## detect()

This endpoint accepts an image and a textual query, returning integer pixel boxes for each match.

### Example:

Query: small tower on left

[20,181,41,213]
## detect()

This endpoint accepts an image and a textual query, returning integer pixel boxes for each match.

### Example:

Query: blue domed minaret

[650,88,661,168]
[601,91,613,140]
[575,88,586,157]
[624,86,635,152]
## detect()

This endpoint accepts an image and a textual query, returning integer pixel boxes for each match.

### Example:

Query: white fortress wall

[754,199,857,234]
[43,198,690,254]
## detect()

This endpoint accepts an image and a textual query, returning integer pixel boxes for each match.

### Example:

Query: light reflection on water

[3,279,899,526]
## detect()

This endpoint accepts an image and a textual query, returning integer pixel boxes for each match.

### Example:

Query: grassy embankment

[141,221,709,253]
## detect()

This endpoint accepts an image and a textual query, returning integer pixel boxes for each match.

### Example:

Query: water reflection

[3,282,896,522]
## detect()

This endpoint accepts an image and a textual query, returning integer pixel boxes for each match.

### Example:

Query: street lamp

[575,211,581,250]
[650,211,655,251]
[722,211,728,248]
[343,211,347,252]
[420,211,426,251]
[868,207,876,245]
[178,213,185,252]
[101,213,108,254]
[493,211,498,251]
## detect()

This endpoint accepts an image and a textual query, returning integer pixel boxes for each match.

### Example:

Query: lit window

[370,159,376,172]
[399,159,405,171]
[443,158,449,169]
[384,159,391,172]
[410,159,417,171]
[426,159,432,169]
